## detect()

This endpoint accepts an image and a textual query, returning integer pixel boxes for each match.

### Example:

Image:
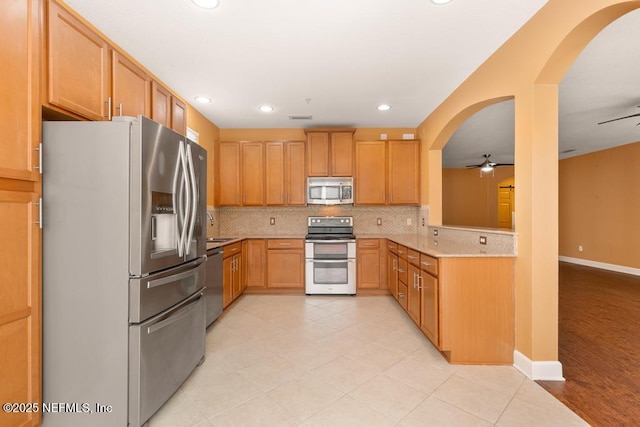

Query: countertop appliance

[307,177,353,205]
[42,116,207,427]
[205,247,224,326]
[305,216,356,295]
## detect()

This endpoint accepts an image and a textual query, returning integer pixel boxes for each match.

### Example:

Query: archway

[417,0,640,380]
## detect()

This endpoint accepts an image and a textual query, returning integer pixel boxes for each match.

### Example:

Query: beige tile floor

[148,295,588,427]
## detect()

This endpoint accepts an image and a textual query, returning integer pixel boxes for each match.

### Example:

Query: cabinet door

[420,272,439,346]
[0,0,40,182]
[387,252,398,299]
[388,140,420,205]
[307,132,330,176]
[397,281,408,311]
[0,190,42,427]
[222,256,233,308]
[216,142,241,206]
[265,142,285,205]
[407,264,421,325]
[47,0,109,121]
[357,239,381,289]
[241,142,264,205]
[171,97,187,136]
[286,142,306,205]
[232,254,242,299]
[111,50,150,118]
[331,132,353,176]
[355,141,386,204]
[267,250,304,288]
[151,81,172,128]
[244,239,266,288]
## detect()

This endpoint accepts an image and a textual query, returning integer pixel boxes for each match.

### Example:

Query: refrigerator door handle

[176,141,190,257]
[185,144,198,255]
[180,141,191,256]
[172,144,185,257]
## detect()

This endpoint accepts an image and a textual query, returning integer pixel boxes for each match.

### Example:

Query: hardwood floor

[537,262,640,427]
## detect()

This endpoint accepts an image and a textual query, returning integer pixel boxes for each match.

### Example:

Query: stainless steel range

[305,216,356,295]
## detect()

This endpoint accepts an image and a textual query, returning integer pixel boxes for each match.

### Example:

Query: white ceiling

[63,0,546,129]
[63,0,639,167]
[444,8,640,167]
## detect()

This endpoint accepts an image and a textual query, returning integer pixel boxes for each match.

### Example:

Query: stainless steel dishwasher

[205,248,224,326]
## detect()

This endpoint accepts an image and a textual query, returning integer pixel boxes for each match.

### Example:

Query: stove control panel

[308,216,353,227]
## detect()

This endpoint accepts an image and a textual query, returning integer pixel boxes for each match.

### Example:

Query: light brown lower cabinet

[386,240,514,364]
[356,239,386,292]
[267,239,304,288]
[222,242,242,308]
[244,239,266,289]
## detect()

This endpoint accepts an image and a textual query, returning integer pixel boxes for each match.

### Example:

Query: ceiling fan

[597,106,640,125]
[466,154,514,172]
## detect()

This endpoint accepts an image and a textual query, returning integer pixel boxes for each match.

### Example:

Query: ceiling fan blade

[597,112,640,125]
[465,164,481,169]
[493,163,514,166]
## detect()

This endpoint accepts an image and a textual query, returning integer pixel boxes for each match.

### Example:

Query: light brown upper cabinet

[388,140,420,205]
[46,0,187,134]
[216,141,265,206]
[354,140,386,204]
[241,142,265,206]
[216,141,241,206]
[306,129,355,177]
[47,0,109,121]
[111,50,150,118]
[151,81,172,128]
[151,81,187,136]
[265,141,306,206]
[354,140,420,205]
[171,97,187,136]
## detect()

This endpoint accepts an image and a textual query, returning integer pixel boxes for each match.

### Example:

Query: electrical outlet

[406,218,412,226]
[479,236,487,245]
[421,217,425,226]
[270,217,275,225]
[578,245,583,252]
[376,218,382,226]
[433,229,438,236]
[433,240,438,246]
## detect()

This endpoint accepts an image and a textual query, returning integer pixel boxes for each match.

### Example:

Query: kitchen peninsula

[207,225,516,365]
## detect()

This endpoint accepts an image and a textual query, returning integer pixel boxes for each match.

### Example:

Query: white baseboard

[513,350,564,381]
[559,256,640,277]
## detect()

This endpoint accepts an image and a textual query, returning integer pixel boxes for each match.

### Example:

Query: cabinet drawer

[396,245,408,260]
[386,240,398,253]
[397,258,408,284]
[223,242,242,257]
[420,253,438,276]
[397,281,408,311]
[267,239,303,249]
[407,249,420,267]
[357,238,379,249]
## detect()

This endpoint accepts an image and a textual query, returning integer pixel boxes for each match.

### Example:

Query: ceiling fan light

[481,164,494,172]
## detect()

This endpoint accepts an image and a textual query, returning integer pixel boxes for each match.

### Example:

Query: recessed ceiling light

[194,96,211,104]
[191,0,219,9]
[259,105,274,113]
[377,104,391,111]
[431,0,452,4]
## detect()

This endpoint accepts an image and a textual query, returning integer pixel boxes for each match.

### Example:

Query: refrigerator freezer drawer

[128,290,205,427]
[129,257,206,323]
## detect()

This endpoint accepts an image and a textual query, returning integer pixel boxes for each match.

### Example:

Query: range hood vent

[289,114,313,120]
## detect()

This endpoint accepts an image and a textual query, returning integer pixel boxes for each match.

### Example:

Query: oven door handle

[307,259,356,264]
[305,240,356,244]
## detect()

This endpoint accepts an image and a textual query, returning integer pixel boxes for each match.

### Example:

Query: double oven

[305,216,356,295]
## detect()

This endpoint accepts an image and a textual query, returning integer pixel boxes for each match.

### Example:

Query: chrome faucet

[206,211,213,226]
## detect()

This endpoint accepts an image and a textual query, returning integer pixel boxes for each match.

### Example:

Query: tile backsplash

[211,205,425,237]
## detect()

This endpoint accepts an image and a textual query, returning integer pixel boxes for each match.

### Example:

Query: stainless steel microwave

[307,177,354,205]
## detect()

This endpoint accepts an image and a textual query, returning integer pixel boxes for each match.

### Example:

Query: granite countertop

[205,235,304,251]
[358,233,516,258]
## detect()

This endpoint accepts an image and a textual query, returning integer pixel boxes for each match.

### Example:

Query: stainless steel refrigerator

[42,116,207,427]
